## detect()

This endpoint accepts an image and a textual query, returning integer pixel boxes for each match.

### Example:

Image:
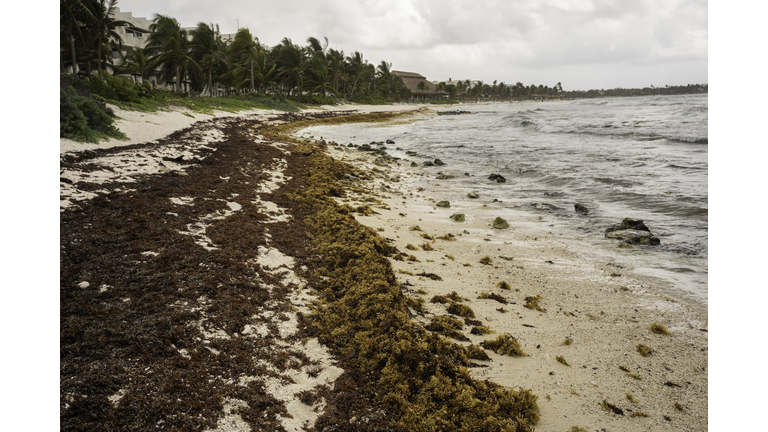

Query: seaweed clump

[288,139,540,430]
[446,302,476,319]
[636,344,654,357]
[649,322,671,335]
[497,281,511,290]
[556,355,571,366]
[523,294,546,312]
[478,292,508,304]
[425,315,468,341]
[479,256,493,265]
[481,334,526,357]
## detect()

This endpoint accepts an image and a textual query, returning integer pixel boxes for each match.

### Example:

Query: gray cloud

[118,0,707,89]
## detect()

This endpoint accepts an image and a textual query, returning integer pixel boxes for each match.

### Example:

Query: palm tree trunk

[250,55,255,92]
[208,71,213,97]
[69,34,79,75]
[96,36,102,72]
[175,64,180,92]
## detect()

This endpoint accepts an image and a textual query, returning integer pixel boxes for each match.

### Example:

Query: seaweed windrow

[284,133,540,429]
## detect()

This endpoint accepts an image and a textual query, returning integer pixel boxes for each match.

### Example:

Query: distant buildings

[392,71,448,100]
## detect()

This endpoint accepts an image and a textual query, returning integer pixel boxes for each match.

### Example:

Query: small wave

[666,163,706,170]
[594,177,635,188]
[668,137,708,144]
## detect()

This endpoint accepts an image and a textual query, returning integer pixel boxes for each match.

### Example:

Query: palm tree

[327,48,345,98]
[85,0,130,73]
[345,51,366,99]
[228,28,263,92]
[119,46,152,81]
[61,0,88,75]
[190,22,227,96]
[276,38,310,102]
[146,14,197,92]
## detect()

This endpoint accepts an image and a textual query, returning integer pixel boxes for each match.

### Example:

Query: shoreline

[59,106,707,431]
[297,117,708,431]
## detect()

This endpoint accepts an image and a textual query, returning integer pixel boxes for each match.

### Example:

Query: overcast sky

[119,0,707,91]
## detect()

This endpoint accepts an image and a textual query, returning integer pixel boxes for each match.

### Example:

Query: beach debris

[488,173,507,183]
[78,281,90,289]
[601,399,625,415]
[478,292,508,304]
[416,272,442,280]
[425,315,469,341]
[470,325,494,335]
[431,292,468,304]
[523,294,546,312]
[437,110,471,115]
[605,218,660,245]
[467,191,479,199]
[434,158,446,166]
[574,203,589,214]
[450,213,465,222]
[556,355,571,366]
[436,200,450,208]
[447,302,476,318]
[481,334,526,357]
[479,256,493,265]
[637,344,654,357]
[496,281,511,290]
[562,338,573,346]
[492,217,509,229]
[649,322,671,335]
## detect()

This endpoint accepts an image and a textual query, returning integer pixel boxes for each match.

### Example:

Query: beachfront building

[393,71,448,101]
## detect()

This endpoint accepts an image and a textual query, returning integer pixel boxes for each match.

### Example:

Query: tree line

[60,0,414,103]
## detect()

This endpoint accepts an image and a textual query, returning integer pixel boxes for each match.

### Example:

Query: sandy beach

[60,103,707,431]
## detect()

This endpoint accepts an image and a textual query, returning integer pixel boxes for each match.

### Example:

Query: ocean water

[301,94,708,300]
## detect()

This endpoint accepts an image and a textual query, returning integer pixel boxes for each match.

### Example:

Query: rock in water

[493,217,510,229]
[488,173,507,183]
[423,161,435,167]
[386,139,395,144]
[410,162,419,167]
[450,213,465,222]
[436,201,451,208]
[468,191,479,199]
[359,144,372,151]
[605,218,660,245]
[574,203,589,214]
[434,158,446,166]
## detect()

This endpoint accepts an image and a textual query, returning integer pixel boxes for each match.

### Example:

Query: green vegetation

[649,323,671,335]
[481,334,526,357]
[60,77,127,143]
[279,133,539,429]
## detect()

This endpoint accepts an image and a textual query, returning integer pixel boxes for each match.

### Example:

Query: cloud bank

[119,0,707,90]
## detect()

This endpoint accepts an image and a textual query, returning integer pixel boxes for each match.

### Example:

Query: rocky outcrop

[605,218,660,245]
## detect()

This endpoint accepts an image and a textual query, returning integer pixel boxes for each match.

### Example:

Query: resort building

[392,71,448,101]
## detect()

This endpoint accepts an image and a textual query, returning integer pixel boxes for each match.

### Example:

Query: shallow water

[300,94,708,300]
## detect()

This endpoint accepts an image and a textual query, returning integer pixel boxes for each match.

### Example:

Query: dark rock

[434,158,446,166]
[319,139,327,145]
[405,151,417,156]
[386,139,395,144]
[410,162,418,167]
[488,173,506,183]
[605,218,660,245]
[464,173,470,176]
[423,161,435,167]
[347,143,354,147]
[359,144,372,151]
[450,213,465,222]
[574,203,589,214]
[436,201,450,208]
[467,191,479,199]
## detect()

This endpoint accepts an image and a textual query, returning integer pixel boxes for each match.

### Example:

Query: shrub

[87,71,141,103]
[60,83,126,143]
